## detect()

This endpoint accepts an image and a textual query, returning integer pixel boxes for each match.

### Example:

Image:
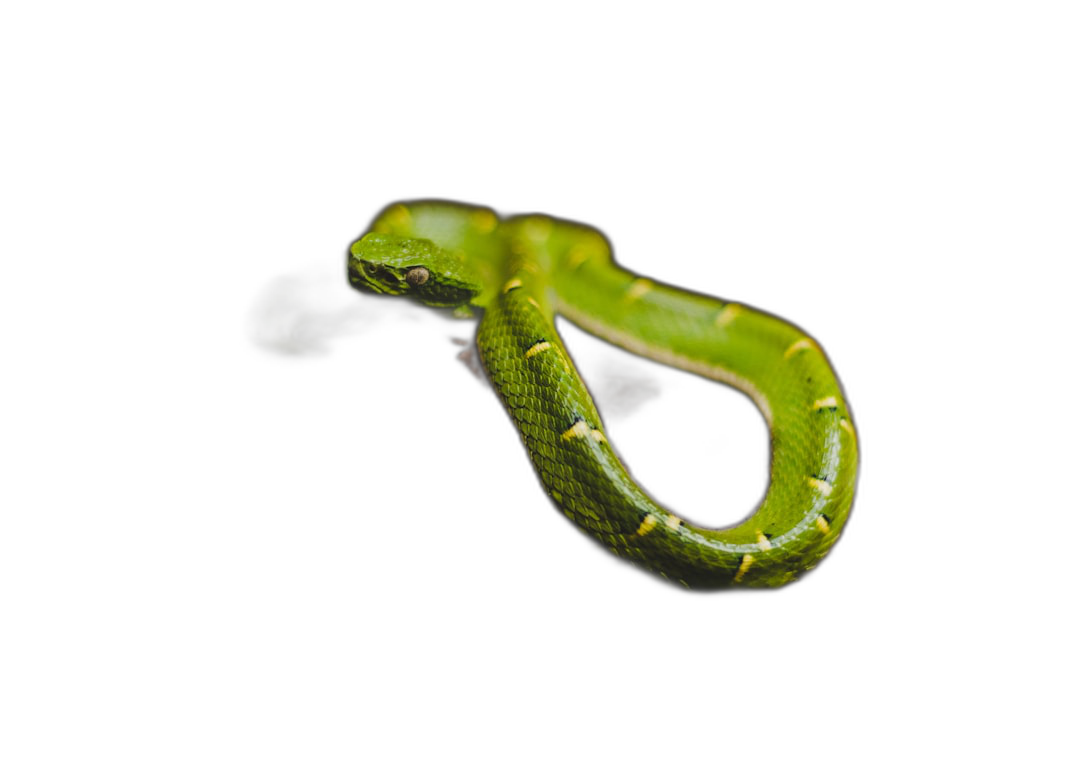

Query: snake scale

[348,200,858,588]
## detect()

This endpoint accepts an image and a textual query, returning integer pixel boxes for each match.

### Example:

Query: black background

[187,93,954,665]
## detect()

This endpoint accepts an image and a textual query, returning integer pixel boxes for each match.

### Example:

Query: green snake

[348,200,858,588]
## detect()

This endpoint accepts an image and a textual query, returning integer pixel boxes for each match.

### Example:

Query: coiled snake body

[349,201,858,588]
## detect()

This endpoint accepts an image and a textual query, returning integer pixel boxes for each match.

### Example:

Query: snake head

[348,233,482,309]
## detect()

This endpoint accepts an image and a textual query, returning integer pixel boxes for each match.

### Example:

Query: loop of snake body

[348,200,858,588]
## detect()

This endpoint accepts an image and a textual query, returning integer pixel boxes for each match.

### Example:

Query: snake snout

[348,261,392,294]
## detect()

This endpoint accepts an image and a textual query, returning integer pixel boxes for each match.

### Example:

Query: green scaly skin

[348,200,858,588]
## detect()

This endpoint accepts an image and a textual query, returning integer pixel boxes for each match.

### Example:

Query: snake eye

[406,266,430,287]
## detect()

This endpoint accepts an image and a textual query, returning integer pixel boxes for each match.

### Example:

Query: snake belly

[351,201,858,588]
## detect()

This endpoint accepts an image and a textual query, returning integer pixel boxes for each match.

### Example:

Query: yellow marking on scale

[590,429,606,443]
[756,529,772,549]
[840,418,856,438]
[733,554,755,583]
[524,341,552,359]
[470,209,497,233]
[522,216,552,242]
[526,296,541,309]
[625,279,653,301]
[784,338,819,359]
[567,245,591,269]
[714,304,741,327]
[665,514,682,530]
[815,516,831,535]
[813,396,838,411]
[561,420,591,440]
[502,277,523,294]
[636,514,659,537]
[807,477,834,496]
